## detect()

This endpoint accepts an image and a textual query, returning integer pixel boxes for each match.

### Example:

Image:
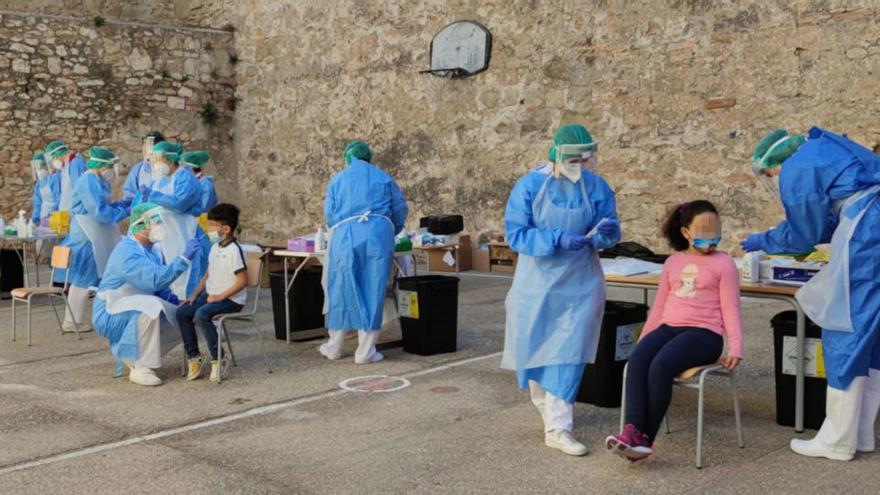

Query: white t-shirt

[207,239,247,306]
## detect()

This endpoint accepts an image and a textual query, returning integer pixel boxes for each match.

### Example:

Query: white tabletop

[273,250,414,258]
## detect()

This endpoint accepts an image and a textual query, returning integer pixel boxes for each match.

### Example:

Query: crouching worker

[176,204,247,382]
[93,203,203,386]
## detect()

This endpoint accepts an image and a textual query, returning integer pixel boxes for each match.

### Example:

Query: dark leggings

[624,325,723,441]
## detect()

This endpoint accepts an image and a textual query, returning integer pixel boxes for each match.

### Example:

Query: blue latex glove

[139,185,151,202]
[166,294,180,305]
[558,232,589,251]
[182,238,201,261]
[740,233,763,252]
[596,218,620,238]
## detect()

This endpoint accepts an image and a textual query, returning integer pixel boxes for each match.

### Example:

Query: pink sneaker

[605,424,654,461]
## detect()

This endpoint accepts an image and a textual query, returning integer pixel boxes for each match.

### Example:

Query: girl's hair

[662,200,718,251]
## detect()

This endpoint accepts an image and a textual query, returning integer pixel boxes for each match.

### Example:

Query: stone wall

[5,1,880,253]
[213,0,880,250]
[0,10,235,222]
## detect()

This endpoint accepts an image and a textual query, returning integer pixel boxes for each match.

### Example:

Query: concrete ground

[0,265,878,494]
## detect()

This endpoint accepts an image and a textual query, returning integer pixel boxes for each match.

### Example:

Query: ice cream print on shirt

[675,263,699,298]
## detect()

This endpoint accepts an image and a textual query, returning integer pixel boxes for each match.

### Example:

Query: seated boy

[177,203,247,382]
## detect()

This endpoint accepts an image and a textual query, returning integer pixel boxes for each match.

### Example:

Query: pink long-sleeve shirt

[642,251,744,358]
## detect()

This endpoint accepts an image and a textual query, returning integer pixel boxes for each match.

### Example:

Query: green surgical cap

[152,141,181,164]
[32,151,45,162]
[344,140,372,165]
[130,202,163,234]
[548,124,595,162]
[45,140,69,159]
[87,146,117,169]
[180,150,209,169]
[752,129,806,175]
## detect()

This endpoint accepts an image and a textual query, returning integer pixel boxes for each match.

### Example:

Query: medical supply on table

[395,236,412,252]
[760,259,823,286]
[0,217,5,238]
[49,210,70,235]
[315,225,326,252]
[600,257,664,277]
[15,210,27,239]
[741,251,763,283]
[287,237,315,253]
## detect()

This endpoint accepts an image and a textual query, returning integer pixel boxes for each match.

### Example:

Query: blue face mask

[207,231,221,244]
[693,237,721,251]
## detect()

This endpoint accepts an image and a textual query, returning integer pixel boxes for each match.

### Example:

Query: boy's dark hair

[662,200,718,251]
[208,203,240,232]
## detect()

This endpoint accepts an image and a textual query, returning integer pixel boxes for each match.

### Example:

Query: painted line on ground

[0,350,503,476]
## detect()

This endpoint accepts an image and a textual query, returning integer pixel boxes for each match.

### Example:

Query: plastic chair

[620,362,745,468]
[214,249,271,384]
[10,246,80,346]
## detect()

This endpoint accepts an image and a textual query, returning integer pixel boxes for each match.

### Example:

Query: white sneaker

[545,429,588,456]
[129,366,162,386]
[790,437,854,461]
[186,356,204,381]
[62,321,92,333]
[355,352,384,365]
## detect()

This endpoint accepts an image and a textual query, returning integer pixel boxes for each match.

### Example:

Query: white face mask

[99,168,116,182]
[52,159,64,170]
[557,161,583,183]
[148,223,166,243]
[152,162,170,181]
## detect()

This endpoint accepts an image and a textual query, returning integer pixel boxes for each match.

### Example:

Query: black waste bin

[269,267,324,340]
[772,311,827,430]
[1,249,24,299]
[398,275,459,355]
[576,301,648,407]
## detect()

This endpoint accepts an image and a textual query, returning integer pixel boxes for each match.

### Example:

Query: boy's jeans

[176,293,243,360]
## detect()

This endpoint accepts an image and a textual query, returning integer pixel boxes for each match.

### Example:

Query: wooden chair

[11,246,80,346]
[620,362,745,468]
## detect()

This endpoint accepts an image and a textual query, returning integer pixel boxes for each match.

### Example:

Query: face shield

[142,136,155,164]
[753,162,781,197]
[150,153,171,181]
[554,143,598,182]
[130,206,167,241]
[31,159,48,182]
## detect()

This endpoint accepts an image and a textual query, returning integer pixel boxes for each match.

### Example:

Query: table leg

[283,257,291,344]
[33,241,41,287]
[21,244,29,288]
[454,247,459,273]
[795,303,806,433]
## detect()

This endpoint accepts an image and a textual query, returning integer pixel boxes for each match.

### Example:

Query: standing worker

[742,127,880,461]
[123,131,165,201]
[58,147,131,333]
[320,140,408,364]
[30,151,60,226]
[44,140,87,213]
[502,124,621,456]
[93,203,201,386]
[136,141,206,300]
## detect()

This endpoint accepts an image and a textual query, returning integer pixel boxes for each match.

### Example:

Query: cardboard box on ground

[425,234,472,272]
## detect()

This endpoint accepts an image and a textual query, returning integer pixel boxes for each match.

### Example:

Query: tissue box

[287,238,315,253]
[760,260,822,286]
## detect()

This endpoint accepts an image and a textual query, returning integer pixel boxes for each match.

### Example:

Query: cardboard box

[489,242,518,273]
[472,247,490,272]
[425,234,472,272]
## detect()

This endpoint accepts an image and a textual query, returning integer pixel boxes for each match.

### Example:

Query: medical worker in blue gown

[742,127,880,461]
[58,147,130,333]
[30,151,60,225]
[502,124,621,456]
[44,140,87,214]
[135,141,206,300]
[123,131,165,201]
[319,140,408,364]
[93,203,202,386]
[180,150,219,214]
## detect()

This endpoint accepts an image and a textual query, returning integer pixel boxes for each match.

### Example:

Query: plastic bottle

[316,225,326,252]
[741,251,763,283]
[16,210,27,238]
[0,216,5,238]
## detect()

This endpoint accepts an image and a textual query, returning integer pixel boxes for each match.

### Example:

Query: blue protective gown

[139,167,207,297]
[93,237,189,366]
[197,175,218,214]
[755,127,880,390]
[503,164,620,402]
[56,154,87,212]
[30,173,61,223]
[324,158,408,332]
[54,173,129,287]
[123,160,152,201]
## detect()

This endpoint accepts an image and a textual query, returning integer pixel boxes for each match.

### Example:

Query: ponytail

[662,200,718,251]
